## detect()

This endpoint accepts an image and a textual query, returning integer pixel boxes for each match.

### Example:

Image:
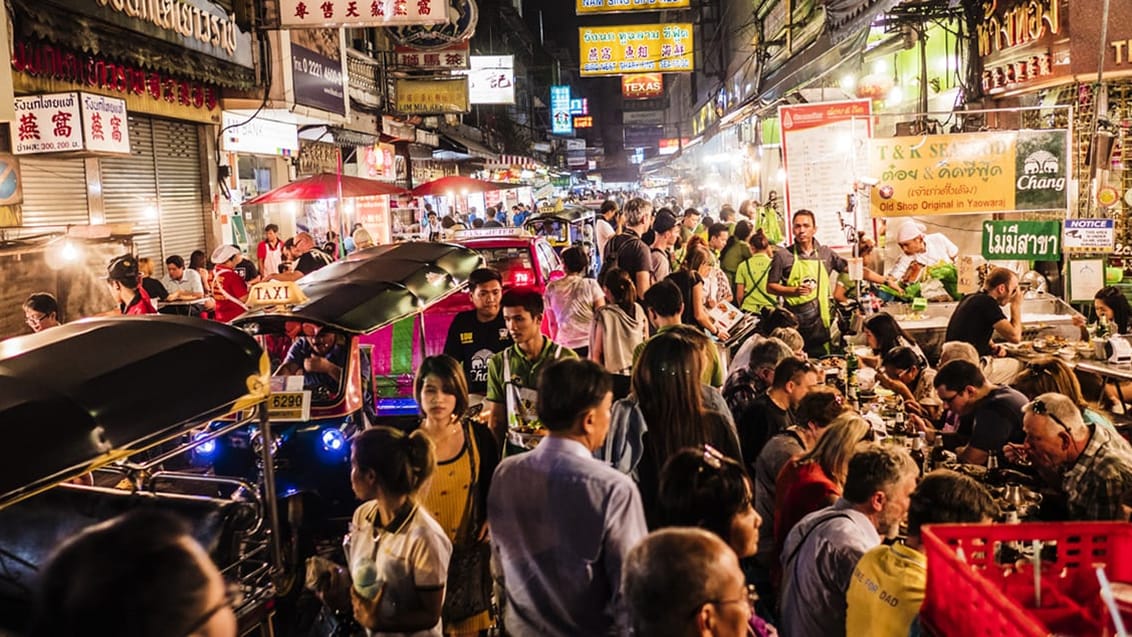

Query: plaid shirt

[723,368,767,420]
[1060,424,1132,521]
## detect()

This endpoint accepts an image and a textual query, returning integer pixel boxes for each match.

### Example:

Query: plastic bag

[920,279,953,302]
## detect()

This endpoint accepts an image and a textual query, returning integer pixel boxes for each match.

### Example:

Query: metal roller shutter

[152,119,207,270]
[18,157,89,227]
[101,115,161,267]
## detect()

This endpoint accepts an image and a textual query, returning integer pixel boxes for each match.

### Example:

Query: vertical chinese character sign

[81,94,131,154]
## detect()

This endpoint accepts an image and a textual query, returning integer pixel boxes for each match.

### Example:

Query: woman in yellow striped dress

[415,355,499,635]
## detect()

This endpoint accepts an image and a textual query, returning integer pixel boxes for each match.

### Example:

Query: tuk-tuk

[523,204,597,271]
[205,242,483,568]
[0,316,278,636]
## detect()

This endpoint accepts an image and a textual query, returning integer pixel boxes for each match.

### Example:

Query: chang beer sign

[982,220,1061,260]
[1014,129,1069,210]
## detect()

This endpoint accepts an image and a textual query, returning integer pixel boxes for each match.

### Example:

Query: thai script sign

[975,0,1068,94]
[981,220,1061,260]
[869,129,1069,217]
[394,43,469,69]
[13,92,132,155]
[622,73,664,99]
[576,0,689,14]
[280,0,448,27]
[1064,218,1116,252]
[393,77,469,114]
[551,85,573,135]
[578,24,693,76]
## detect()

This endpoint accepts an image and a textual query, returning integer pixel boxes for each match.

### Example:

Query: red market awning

[243,173,406,205]
[410,175,518,197]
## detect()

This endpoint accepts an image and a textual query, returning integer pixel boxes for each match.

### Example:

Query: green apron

[737,253,776,313]
[784,247,831,355]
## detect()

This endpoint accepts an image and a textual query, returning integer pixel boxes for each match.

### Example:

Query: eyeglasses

[1028,399,1071,436]
[24,312,47,326]
[180,581,244,637]
[688,585,758,618]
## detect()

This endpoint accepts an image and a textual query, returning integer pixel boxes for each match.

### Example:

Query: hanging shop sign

[658,138,689,155]
[45,0,253,69]
[12,41,220,123]
[579,24,693,76]
[290,29,346,115]
[394,78,470,114]
[576,0,689,14]
[416,128,439,146]
[388,0,477,48]
[460,56,515,105]
[221,111,299,156]
[622,73,664,99]
[394,43,470,70]
[13,92,132,155]
[1064,219,1116,252]
[981,220,1061,260]
[280,0,447,27]
[570,98,589,115]
[779,99,872,250]
[869,129,1070,217]
[976,0,1068,94]
[623,110,664,125]
[691,100,717,137]
[565,138,586,151]
[551,85,573,135]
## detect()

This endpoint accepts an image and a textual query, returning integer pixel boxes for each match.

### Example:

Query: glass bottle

[910,432,927,476]
[929,434,948,470]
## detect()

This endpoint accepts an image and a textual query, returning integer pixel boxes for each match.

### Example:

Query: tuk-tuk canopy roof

[236,242,484,334]
[0,317,268,508]
[524,205,595,226]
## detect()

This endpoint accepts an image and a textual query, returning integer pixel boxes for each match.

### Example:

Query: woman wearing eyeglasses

[1010,356,1116,433]
[878,346,941,422]
[657,446,778,637]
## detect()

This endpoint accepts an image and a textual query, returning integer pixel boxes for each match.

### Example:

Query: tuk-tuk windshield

[260,322,349,404]
[477,246,539,286]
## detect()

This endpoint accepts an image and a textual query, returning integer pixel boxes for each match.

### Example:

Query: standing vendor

[767,210,888,356]
[887,221,959,293]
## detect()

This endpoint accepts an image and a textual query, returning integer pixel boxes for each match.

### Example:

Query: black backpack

[599,233,644,285]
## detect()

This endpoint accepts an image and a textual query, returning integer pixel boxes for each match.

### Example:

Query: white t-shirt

[595,217,616,261]
[347,502,452,637]
[889,233,959,281]
[544,275,604,350]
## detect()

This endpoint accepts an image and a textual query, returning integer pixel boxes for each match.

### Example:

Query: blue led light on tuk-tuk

[320,428,346,454]
[193,431,217,456]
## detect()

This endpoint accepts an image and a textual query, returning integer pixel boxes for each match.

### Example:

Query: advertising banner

[461,55,515,104]
[982,220,1061,260]
[1064,218,1116,252]
[779,99,872,249]
[623,125,663,149]
[579,24,693,76]
[577,0,690,14]
[551,85,573,135]
[290,30,346,115]
[868,129,1069,217]
[394,43,470,70]
[280,0,448,27]
[622,73,664,99]
[394,78,469,114]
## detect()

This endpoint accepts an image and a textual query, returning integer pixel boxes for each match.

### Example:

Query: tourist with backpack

[599,197,653,296]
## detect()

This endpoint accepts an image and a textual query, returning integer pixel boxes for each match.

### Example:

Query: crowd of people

[21,195,1132,637]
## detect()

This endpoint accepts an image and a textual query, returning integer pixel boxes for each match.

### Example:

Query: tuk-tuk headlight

[193,431,218,457]
[320,428,347,455]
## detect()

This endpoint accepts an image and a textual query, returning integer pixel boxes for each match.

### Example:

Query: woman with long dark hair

[667,245,729,340]
[413,356,498,635]
[590,267,648,376]
[1074,285,1132,335]
[861,312,926,368]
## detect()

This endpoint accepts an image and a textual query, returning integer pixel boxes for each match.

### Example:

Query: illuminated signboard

[551,85,574,135]
[579,24,694,77]
[573,115,594,128]
[622,73,664,99]
[570,98,589,115]
[576,0,690,14]
[461,55,515,104]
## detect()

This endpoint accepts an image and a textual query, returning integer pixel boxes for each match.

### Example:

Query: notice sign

[577,0,690,14]
[394,78,469,114]
[1064,218,1116,252]
[981,220,1061,260]
[779,99,872,250]
[579,24,693,76]
[280,0,448,27]
[869,129,1069,217]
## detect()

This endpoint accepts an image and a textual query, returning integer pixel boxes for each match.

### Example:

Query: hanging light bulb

[61,240,79,262]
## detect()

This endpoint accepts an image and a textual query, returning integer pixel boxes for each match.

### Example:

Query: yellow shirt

[845,542,926,637]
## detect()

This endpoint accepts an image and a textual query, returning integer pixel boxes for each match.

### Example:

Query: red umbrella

[410,175,516,197]
[243,172,406,205]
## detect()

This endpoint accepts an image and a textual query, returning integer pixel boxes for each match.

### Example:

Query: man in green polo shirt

[487,288,577,447]
[633,280,724,388]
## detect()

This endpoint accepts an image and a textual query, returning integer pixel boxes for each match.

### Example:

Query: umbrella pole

[336,147,346,257]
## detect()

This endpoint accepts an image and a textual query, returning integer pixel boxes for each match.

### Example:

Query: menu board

[779,100,872,250]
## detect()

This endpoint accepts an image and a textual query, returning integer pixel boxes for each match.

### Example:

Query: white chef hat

[896,221,926,243]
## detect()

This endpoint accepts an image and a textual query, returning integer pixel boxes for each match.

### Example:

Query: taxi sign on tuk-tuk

[452,227,530,240]
[267,391,312,421]
[247,280,308,308]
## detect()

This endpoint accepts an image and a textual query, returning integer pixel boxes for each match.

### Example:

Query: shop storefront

[7,0,256,273]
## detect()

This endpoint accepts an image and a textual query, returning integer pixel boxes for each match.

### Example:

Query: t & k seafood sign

[869,129,1069,217]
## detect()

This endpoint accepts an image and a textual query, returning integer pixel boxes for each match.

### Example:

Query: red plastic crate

[922,522,1132,637]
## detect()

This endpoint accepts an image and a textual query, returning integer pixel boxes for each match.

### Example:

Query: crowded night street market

[1,0,1132,635]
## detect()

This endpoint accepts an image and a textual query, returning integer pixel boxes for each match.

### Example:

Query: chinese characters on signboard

[622,73,664,99]
[551,85,573,135]
[460,55,515,104]
[579,24,694,76]
[394,43,470,69]
[280,0,448,27]
[13,92,131,155]
[394,78,470,114]
[576,0,690,13]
